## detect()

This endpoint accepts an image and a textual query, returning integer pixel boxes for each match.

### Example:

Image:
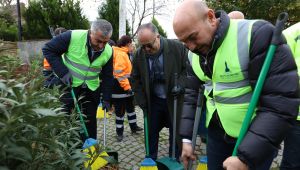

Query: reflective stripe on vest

[190,19,257,137]
[283,22,300,120]
[111,93,134,98]
[63,30,112,91]
[64,56,101,73]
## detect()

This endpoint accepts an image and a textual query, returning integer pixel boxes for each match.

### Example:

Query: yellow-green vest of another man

[42,19,114,141]
[280,22,300,169]
[283,22,300,120]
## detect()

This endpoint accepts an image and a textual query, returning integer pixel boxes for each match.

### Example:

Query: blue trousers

[148,96,179,160]
[207,115,277,170]
[280,120,300,170]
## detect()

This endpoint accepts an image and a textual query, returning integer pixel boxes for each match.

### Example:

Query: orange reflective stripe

[43,58,52,70]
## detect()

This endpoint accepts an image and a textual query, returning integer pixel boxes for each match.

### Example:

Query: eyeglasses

[141,38,157,50]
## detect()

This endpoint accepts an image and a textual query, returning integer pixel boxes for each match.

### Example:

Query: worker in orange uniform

[112,35,143,142]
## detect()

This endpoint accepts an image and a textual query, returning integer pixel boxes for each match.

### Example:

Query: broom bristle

[140,166,158,170]
[140,158,158,170]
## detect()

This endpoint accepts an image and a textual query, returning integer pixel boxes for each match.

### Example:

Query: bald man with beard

[173,0,299,170]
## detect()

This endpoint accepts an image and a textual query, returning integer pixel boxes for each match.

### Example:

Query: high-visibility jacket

[189,19,257,137]
[112,46,132,91]
[283,22,300,120]
[62,30,112,91]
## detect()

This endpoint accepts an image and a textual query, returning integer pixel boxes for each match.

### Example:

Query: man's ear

[207,9,217,25]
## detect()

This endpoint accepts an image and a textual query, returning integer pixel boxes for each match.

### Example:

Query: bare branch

[0,0,13,7]
[128,0,168,38]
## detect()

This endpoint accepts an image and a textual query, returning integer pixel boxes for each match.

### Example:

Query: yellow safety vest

[62,30,112,91]
[189,20,257,137]
[283,22,300,120]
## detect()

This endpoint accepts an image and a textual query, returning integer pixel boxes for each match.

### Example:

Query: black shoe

[116,135,123,142]
[131,126,143,134]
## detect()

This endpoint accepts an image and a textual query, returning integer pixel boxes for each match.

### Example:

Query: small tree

[0,8,17,41]
[0,0,13,7]
[98,0,131,42]
[152,17,167,37]
[23,0,90,39]
[207,0,300,25]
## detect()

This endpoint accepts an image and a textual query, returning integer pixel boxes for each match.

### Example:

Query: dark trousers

[113,96,138,135]
[207,114,277,170]
[61,86,100,140]
[148,96,179,160]
[280,120,300,170]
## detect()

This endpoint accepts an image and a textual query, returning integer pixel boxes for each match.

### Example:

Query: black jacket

[42,30,113,101]
[179,11,299,168]
[132,38,188,148]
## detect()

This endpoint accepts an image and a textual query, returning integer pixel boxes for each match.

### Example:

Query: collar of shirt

[88,38,104,60]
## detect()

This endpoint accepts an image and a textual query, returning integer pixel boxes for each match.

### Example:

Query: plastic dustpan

[156,73,184,170]
[83,138,109,170]
[156,157,184,170]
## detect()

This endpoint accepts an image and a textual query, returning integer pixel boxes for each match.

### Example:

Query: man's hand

[223,156,248,170]
[171,85,184,96]
[60,72,72,86]
[126,89,134,95]
[181,142,196,168]
[103,100,111,112]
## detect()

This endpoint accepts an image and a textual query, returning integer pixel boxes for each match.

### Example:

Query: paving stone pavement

[97,107,283,170]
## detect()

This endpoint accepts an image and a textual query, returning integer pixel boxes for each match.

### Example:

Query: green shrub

[0,56,86,169]
[0,56,117,169]
[0,10,18,41]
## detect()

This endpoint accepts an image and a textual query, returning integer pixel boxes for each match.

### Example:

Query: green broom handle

[71,88,89,138]
[233,12,288,156]
[144,111,150,156]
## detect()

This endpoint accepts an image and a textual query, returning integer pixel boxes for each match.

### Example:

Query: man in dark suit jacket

[132,23,188,160]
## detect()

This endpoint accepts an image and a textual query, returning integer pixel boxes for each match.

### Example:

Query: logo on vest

[219,61,239,80]
[225,61,230,72]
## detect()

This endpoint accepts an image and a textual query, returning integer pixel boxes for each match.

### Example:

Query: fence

[0,40,49,64]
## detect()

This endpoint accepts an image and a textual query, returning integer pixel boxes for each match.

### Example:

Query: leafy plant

[0,55,85,169]
[0,55,119,169]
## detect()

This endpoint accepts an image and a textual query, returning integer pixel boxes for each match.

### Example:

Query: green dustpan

[156,73,184,170]
[156,157,184,170]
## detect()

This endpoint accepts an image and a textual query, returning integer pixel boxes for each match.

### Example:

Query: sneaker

[116,135,123,142]
[131,126,143,134]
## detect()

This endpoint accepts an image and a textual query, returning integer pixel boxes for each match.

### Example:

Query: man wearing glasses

[42,19,114,141]
[132,23,188,160]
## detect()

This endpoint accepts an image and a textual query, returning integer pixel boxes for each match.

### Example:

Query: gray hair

[91,19,113,37]
[137,23,159,35]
